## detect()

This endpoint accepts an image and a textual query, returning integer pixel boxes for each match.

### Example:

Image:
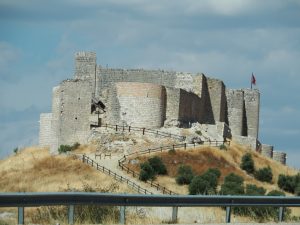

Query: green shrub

[295,184,300,196]
[205,168,221,179]
[195,130,202,136]
[219,144,227,150]
[220,173,244,195]
[139,162,155,181]
[58,145,73,154]
[189,168,221,195]
[58,143,81,154]
[13,147,18,154]
[240,153,255,174]
[267,190,285,196]
[189,176,210,195]
[168,149,176,155]
[254,166,273,183]
[278,174,296,193]
[246,184,266,195]
[148,156,167,175]
[176,165,194,185]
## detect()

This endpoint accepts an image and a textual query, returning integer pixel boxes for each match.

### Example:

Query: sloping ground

[125,141,298,195]
[0,147,130,192]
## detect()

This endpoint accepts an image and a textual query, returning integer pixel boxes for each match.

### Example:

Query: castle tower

[74,52,97,80]
[226,89,244,136]
[243,89,260,139]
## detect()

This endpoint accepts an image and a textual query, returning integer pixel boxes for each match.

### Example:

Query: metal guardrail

[1,192,299,224]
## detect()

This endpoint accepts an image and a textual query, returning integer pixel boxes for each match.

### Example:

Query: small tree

[189,176,210,195]
[176,164,194,185]
[139,162,155,181]
[189,168,221,195]
[254,166,273,183]
[220,173,244,195]
[278,174,296,193]
[148,156,167,175]
[240,153,255,174]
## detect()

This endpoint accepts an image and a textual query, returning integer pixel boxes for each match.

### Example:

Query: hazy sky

[1,0,300,168]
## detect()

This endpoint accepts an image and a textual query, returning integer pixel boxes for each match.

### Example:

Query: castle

[39,52,286,164]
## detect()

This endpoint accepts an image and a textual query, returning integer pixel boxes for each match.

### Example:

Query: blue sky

[0,0,300,169]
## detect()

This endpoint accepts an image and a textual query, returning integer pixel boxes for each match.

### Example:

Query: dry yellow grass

[0,146,131,193]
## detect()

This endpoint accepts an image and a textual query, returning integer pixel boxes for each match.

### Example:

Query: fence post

[129,126,131,132]
[279,207,284,222]
[184,143,186,149]
[172,206,178,223]
[68,205,75,225]
[143,128,145,135]
[120,206,126,224]
[226,206,231,223]
[18,206,24,225]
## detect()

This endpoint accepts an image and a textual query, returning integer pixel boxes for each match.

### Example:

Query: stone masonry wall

[243,89,260,138]
[75,52,97,81]
[226,89,244,136]
[114,82,166,128]
[50,86,61,153]
[39,113,52,147]
[206,78,226,123]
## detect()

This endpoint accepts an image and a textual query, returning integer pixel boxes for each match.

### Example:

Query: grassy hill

[0,142,299,224]
[125,141,298,195]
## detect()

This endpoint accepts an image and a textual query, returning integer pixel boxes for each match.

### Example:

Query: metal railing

[79,154,153,195]
[118,141,230,195]
[99,123,186,141]
[1,192,299,224]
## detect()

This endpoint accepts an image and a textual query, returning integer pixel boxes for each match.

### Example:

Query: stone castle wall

[244,89,260,138]
[40,51,266,157]
[114,82,166,128]
[39,113,52,147]
[226,89,244,136]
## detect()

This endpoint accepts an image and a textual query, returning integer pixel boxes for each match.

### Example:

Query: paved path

[85,152,162,194]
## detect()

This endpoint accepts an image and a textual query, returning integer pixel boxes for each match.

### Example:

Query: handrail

[99,123,186,141]
[118,141,230,195]
[79,154,153,195]
[1,192,299,224]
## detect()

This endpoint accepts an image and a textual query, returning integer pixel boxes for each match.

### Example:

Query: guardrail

[79,154,153,195]
[118,141,230,195]
[99,123,186,141]
[1,192,299,224]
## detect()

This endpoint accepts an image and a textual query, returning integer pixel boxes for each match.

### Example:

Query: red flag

[251,73,256,85]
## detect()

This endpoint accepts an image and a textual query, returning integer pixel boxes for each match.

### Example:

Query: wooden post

[129,126,131,132]
[184,143,186,149]
[143,128,145,135]
[116,125,118,131]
